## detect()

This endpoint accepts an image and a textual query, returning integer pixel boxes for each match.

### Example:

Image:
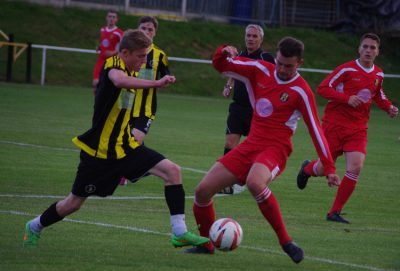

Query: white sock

[29,216,44,234]
[170,214,187,236]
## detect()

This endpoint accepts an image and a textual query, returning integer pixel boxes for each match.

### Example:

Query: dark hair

[107,9,118,15]
[277,37,304,59]
[138,16,159,30]
[119,29,152,52]
[360,33,380,46]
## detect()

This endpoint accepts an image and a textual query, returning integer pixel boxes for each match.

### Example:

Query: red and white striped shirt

[317,59,392,129]
[212,46,336,175]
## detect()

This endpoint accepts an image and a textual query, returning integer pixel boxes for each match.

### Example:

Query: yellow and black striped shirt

[73,55,140,159]
[132,44,169,120]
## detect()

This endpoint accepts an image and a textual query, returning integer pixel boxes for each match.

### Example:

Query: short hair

[119,29,152,52]
[138,16,159,30]
[360,32,380,46]
[246,24,264,39]
[107,9,118,15]
[277,37,304,59]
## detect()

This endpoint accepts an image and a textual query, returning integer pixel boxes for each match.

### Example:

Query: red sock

[329,172,357,215]
[193,201,215,250]
[304,160,318,176]
[256,188,291,246]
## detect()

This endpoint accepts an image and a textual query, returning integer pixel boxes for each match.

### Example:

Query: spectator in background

[296,33,399,224]
[92,10,124,94]
[119,16,170,186]
[219,24,275,195]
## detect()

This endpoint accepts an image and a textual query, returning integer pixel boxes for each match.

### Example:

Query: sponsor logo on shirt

[256,98,273,117]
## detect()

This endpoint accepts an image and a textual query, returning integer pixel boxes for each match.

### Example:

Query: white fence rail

[31,44,400,86]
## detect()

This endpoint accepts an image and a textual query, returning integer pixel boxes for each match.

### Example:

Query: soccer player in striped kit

[186,37,339,264]
[23,30,209,249]
[297,33,398,224]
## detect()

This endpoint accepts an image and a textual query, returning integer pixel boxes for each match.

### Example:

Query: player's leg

[24,194,86,247]
[119,118,152,185]
[186,161,239,254]
[327,151,365,223]
[148,158,209,247]
[220,103,248,195]
[248,152,303,264]
[297,122,340,190]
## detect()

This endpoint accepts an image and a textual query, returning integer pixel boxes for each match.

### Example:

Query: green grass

[0,0,399,103]
[0,82,399,270]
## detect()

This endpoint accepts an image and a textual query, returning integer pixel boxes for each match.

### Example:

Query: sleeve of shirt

[212,45,257,84]
[316,66,350,104]
[297,84,336,175]
[373,78,392,112]
[159,53,170,77]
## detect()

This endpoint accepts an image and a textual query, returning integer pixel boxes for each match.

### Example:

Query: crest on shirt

[280,92,289,102]
[375,78,379,86]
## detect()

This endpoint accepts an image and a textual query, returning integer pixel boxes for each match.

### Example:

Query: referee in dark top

[220,24,275,195]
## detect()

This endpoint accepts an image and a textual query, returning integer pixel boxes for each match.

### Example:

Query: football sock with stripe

[255,187,291,245]
[329,172,357,215]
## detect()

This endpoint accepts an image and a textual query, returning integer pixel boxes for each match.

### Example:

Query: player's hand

[222,85,232,98]
[388,105,399,118]
[222,46,238,58]
[327,174,340,187]
[157,75,176,88]
[348,95,364,108]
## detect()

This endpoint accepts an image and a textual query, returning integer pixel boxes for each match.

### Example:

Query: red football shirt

[317,59,392,129]
[98,26,124,60]
[213,46,336,175]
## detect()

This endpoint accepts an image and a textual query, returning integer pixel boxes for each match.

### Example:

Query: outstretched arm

[109,69,175,89]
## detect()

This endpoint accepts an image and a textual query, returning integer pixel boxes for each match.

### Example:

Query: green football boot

[171,231,209,247]
[23,221,40,247]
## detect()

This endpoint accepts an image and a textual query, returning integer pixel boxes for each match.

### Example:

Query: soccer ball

[209,218,243,251]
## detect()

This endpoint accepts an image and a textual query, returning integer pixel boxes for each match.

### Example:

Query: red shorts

[322,122,367,160]
[218,140,290,185]
[93,57,105,80]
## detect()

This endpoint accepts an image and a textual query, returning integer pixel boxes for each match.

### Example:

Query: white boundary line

[0,140,208,174]
[1,209,396,271]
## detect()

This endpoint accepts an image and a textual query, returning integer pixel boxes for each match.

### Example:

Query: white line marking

[0,140,208,174]
[0,194,192,200]
[1,209,396,271]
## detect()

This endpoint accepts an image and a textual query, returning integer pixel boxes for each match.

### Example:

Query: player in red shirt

[185,37,340,264]
[297,33,399,224]
[92,10,124,94]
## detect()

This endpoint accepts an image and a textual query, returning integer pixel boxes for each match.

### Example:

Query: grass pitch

[0,83,399,271]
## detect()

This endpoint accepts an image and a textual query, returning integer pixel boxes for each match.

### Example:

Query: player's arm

[109,68,175,89]
[213,45,265,87]
[159,52,170,77]
[373,79,399,118]
[297,86,339,185]
[222,78,234,98]
[317,67,350,103]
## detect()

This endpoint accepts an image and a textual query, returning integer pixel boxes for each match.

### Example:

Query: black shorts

[130,116,153,134]
[72,146,165,197]
[226,103,252,136]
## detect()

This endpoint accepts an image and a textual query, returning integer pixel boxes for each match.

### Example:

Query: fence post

[181,0,187,18]
[26,42,32,83]
[6,33,14,82]
[125,0,129,11]
[40,47,47,86]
